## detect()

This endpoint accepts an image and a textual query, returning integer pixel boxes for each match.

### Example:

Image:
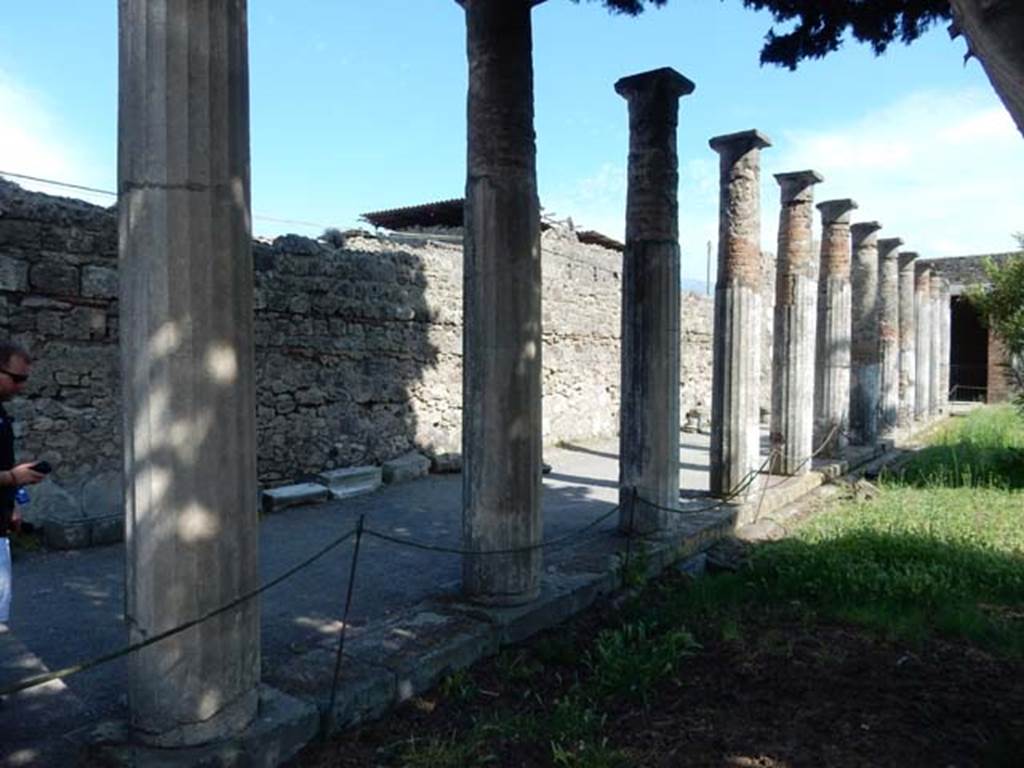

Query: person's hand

[11,463,44,486]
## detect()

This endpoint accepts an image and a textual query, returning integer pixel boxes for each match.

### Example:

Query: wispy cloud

[768,87,1024,258]
[546,87,1023,284]
[0,70,110,204]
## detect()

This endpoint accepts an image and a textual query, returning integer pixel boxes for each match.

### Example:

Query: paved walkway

[2,431,744,765]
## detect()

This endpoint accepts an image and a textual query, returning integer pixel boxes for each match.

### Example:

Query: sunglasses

[0,368,28,384]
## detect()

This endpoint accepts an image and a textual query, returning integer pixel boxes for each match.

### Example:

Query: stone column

[877,237,903,437]
[460,0,544,605]
[897,251,918,428]
[119,0,259,745]
[929,273,943,416]
[940,280,952,409]
[769,170,823,475]
[914,266,932,420]
[709,130,771,498]
[849,221,883,445]
[615,68,695,533]
[813,199,857,458]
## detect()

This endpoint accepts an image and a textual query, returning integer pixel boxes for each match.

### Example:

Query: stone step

[261,482,330,515]
[317,466,382,500]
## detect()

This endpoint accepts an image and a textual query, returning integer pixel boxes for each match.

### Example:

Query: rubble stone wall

[0,181,715,502]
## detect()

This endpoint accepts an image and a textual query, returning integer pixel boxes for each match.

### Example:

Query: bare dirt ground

[293,571,1024,767]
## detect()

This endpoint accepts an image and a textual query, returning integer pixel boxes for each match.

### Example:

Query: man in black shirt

[0,342,45,537]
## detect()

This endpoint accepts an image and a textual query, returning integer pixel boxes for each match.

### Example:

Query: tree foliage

[589,0,951,69]
[968,249,1024,410]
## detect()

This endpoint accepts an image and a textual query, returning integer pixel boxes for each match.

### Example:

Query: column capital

[615,67,695,100]
[775,169,824,203]
[817,198,857,225]
[709,129,771,155]
[851,221,882,243]
[877,237,904,258]
[898,251,918,270]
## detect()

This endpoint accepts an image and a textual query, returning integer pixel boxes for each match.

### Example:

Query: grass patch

[665,406,1024,656]
[894,405,1024,488]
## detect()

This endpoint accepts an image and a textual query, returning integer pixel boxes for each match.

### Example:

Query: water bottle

[14,487,29,505]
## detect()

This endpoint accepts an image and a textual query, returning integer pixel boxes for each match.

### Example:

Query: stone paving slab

[345,605,499,705]
[0,626,90,764]
[78,685,318,768]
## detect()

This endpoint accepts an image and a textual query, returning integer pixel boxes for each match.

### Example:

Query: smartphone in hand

[30,460,52,475]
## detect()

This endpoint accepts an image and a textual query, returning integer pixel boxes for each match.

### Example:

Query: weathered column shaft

[914,266,932,419]
[877,237,903,436]
[709,130,771,498]
[897,252,918,427]
[940,281,951,409]
[929,273,943,415]
[770,170,822,474]
[119,0,259,746]
[461,0,543,605]
[849,221,883,445]
[813,199,857,457]
[615,68,694,533]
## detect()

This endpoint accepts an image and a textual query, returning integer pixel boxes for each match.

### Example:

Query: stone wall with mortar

[0,181,122,525]
[0,180,715,525]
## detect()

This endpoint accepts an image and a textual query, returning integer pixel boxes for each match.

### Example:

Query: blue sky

[1,1,1022,285]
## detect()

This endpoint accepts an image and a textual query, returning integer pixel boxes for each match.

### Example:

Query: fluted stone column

[877,237,903,437]
[914,266,932,419]
[849,221,883,445]
[897,251,918,428]
[929,273,943,416]
[616,68,695,533]
[940,280,951,409]
[813,199,857,458]
[709,130,771,498]
[769,170,822,475]
[460,0,544,605]
[119,0,259,745]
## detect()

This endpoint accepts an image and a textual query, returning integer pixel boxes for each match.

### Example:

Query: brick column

[897,251,918,428]
[119,0,259,745]
[813,199,857,457]
[849,221,883,445]
[877,237,903,436]
[914,266,932,419]
[616,67,695,533]
[709,130,771,498]
[460,0,545,605]
[769,170,822,474]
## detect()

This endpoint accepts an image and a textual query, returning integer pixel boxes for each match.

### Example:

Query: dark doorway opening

[950,294,987,401]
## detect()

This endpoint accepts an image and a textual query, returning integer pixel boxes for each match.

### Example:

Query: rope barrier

[634,449,773,517]
[0,526,358,697]
[0,503,622,697]
[362,503,620,557]
[0,421,846,701]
